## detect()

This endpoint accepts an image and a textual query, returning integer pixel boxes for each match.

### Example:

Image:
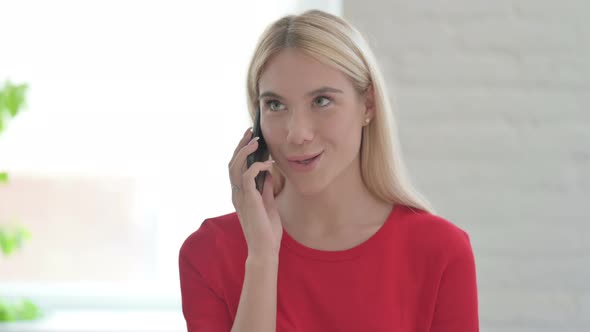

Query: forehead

[258,49,352,97]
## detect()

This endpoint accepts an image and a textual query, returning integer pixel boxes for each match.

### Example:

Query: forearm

[231,255,279,332]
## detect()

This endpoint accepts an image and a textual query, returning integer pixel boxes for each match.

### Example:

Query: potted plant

[0,80,43,322]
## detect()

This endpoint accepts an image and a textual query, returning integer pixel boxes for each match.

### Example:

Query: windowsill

[0,309,186,332]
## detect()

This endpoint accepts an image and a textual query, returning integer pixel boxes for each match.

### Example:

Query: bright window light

[0,0,341,311]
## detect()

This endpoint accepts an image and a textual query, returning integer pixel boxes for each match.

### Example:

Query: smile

[287,152,323,172]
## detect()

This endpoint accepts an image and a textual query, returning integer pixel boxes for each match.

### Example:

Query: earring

[364,118,370,125]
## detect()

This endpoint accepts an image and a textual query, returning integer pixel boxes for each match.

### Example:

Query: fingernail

[266,160,275,164]
[248,137,260,145]
[244,127,252,137]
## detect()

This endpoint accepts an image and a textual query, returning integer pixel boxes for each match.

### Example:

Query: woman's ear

[362,85,376,123]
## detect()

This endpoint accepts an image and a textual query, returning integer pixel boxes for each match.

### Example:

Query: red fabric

[179,204,479,331]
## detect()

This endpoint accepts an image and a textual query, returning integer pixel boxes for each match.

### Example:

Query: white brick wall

[343,1,590,331]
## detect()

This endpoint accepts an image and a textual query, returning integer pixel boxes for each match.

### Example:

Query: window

[0,0,342,316]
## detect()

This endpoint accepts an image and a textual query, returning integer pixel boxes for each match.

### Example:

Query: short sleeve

[430,231,479,332]
[179,252,233,331]
[178,220,233,332]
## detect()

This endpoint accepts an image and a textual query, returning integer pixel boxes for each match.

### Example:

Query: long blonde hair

[246,10,434,213]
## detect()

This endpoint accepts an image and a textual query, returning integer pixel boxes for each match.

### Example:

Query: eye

[265,100,285,112]
[314,96,332,107]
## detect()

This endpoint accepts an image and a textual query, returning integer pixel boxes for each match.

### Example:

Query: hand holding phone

[246,107,270,193]
[228,125,283,260]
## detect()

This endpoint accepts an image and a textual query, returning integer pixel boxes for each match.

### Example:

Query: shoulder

[179,211,246,269]
[395,205,474,264]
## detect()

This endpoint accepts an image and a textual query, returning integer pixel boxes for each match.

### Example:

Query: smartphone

[246,106,270,193]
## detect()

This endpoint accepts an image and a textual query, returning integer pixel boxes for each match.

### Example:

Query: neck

[277,156,391,235]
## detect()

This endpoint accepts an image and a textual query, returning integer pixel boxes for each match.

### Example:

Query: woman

[179,9,479,332]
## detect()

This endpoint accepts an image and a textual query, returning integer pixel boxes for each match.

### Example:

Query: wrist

[246,253,279,266]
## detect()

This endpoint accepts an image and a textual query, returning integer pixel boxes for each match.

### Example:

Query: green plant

[0,299,42,322]
[0,80,28,183]
[0,225,31,256]
[0,80,43,322]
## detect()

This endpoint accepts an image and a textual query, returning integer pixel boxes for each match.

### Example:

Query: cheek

[262,118,279,141]
[325,118,363,153]
[322,113,359,138]
[261,118,283,153]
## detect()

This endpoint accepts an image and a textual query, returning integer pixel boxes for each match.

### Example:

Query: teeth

[297,156,315,164]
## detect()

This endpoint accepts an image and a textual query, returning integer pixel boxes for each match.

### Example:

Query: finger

[241,159,275,194]
[229,136,260,173]
[229,127,253,168]
[261,171,277,216]
[234,127,253,156]
[229,136,262,192]
[229,128,253,167]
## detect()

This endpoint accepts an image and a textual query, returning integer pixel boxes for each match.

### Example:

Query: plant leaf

[19,299,42,320]
[0,172,7,183]
[0,225,31,256]
[0,229,11,255]
[0,298,42,322]
[6,83,28,117]
[0,301,17,322]
[0,81,28,118]
[0,81,29,134]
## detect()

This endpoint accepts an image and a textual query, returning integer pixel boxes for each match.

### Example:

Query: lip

[287,151,323,172]
[287,152,323,162]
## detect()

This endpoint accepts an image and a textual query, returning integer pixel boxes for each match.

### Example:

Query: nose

[286,108,314,145]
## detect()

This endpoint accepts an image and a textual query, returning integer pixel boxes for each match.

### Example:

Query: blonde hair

[246,10,434,214]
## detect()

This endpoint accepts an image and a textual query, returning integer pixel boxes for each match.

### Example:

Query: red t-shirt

[179,204,479,331]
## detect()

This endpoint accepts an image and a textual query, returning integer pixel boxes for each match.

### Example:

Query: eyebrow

[258,86,344,100]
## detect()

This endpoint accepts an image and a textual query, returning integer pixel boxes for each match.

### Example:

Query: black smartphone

[246,106,270,193]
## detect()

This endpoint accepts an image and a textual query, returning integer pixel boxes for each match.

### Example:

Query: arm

[179,253,233,331]
[430,232,479,332]
[231,255,279,332]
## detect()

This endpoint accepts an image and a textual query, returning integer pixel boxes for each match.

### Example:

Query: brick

[477,254,590,290]
[385,53,589,88]
[454,20,586,54]
[343,1,590,330]
[480,288,577,323]
[580,291,590,323]
[395,89,590,126]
